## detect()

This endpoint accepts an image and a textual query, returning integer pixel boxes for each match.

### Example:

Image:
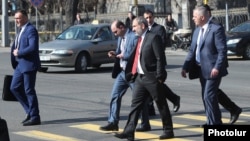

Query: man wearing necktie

[114,16,174,141]
[181,6,228,125]
[136,9,181,132]
[10,9,41,126]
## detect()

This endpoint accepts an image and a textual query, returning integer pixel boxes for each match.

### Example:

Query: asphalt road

[0,47,249,141]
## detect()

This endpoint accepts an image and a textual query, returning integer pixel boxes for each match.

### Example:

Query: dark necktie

[132,37,142,75]
[15,28,22,49]
[196,28,204,63]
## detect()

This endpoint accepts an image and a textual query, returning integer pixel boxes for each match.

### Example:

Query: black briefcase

[2,75,17,101]
[0,117,10,141]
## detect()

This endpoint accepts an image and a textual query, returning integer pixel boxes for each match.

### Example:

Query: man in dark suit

[99,20,138,131]
[181,6,228,125]
[114,16,174,141]
[10,9,41,126]
[204,4,242,125]
[136,9,181,132]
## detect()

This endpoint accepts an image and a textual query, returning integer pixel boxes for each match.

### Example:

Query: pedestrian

[164,14,178,47]
[202,4,242,125]
[136,9,181,132]
[74,13,84,25]
[125,11,136,30]
[181,6,228,125]
[10,9,41,126]
[114,16,174,140]
[99,20,138,131]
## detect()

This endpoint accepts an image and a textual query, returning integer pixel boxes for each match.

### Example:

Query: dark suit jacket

[112,29,138,78]
[125,31,167,82]
[182,20,228,80]
[150,23,167,47]
[11,22,41,73]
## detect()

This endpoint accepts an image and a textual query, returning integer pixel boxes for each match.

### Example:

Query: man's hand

[13,49,18,57]
[116,53,123,59]
[181,70,187,78]
[108,51,116,58]
[210,68,219,78]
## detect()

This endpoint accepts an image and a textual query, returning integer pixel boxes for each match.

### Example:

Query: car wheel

[75,53,88,73]
[243,45,250,60]
[38,67,48,73]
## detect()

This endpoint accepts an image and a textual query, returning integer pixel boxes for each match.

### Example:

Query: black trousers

[140,83,179,127]
[123,74,173,134]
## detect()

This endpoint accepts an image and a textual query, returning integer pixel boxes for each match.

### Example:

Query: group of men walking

[99,6,242,141]
[9,5,242,141]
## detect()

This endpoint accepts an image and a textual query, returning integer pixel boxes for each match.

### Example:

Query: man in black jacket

[136,9,181,132]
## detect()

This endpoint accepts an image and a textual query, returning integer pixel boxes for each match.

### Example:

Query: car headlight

[227,38,241,45]
[52,50,74,55]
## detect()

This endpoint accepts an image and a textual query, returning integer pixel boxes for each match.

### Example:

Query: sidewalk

[0,46,10,53]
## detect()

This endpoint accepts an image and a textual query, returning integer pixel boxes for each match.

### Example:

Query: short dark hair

[144,9,154,16]
[115,20,126,28]
[15,9,28,17]
[134,16,148,28]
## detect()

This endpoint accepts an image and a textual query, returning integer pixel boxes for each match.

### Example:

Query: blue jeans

[108,71,134,124]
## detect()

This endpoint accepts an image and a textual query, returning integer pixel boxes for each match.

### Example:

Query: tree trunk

[65,0,79,28]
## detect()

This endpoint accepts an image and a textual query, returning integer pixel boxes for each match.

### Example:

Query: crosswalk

[13,113,249,141]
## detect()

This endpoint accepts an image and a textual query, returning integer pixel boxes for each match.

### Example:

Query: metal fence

[212,7,249,30]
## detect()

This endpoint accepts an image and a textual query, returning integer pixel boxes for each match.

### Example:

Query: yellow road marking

[174,114,245,123]
[14,130,83,141]
[240,113,250,117]
[70,124,193,141]
[149,120,203,133]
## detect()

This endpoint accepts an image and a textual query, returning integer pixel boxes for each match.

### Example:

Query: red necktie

[132,37,142,75]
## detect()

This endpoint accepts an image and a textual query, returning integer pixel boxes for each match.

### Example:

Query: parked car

[39,23,117,72]
[226,20,250,60]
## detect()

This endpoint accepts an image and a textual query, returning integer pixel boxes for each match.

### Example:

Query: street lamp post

[225,1,229,31]
[2,0,10,47]
[94,6,96,19]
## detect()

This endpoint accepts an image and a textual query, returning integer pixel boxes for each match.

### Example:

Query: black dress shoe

[21,115,30,123]
[99,123,118,131]
[159,131,174,139]
[230,108,242,124]
[173,96,180,112]
[23,119,41,126]
[114,132,134,141]
[136,126,151,132]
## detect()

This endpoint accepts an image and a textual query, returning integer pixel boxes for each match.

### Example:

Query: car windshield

[230,22,250,32]
[56,26,98,40]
